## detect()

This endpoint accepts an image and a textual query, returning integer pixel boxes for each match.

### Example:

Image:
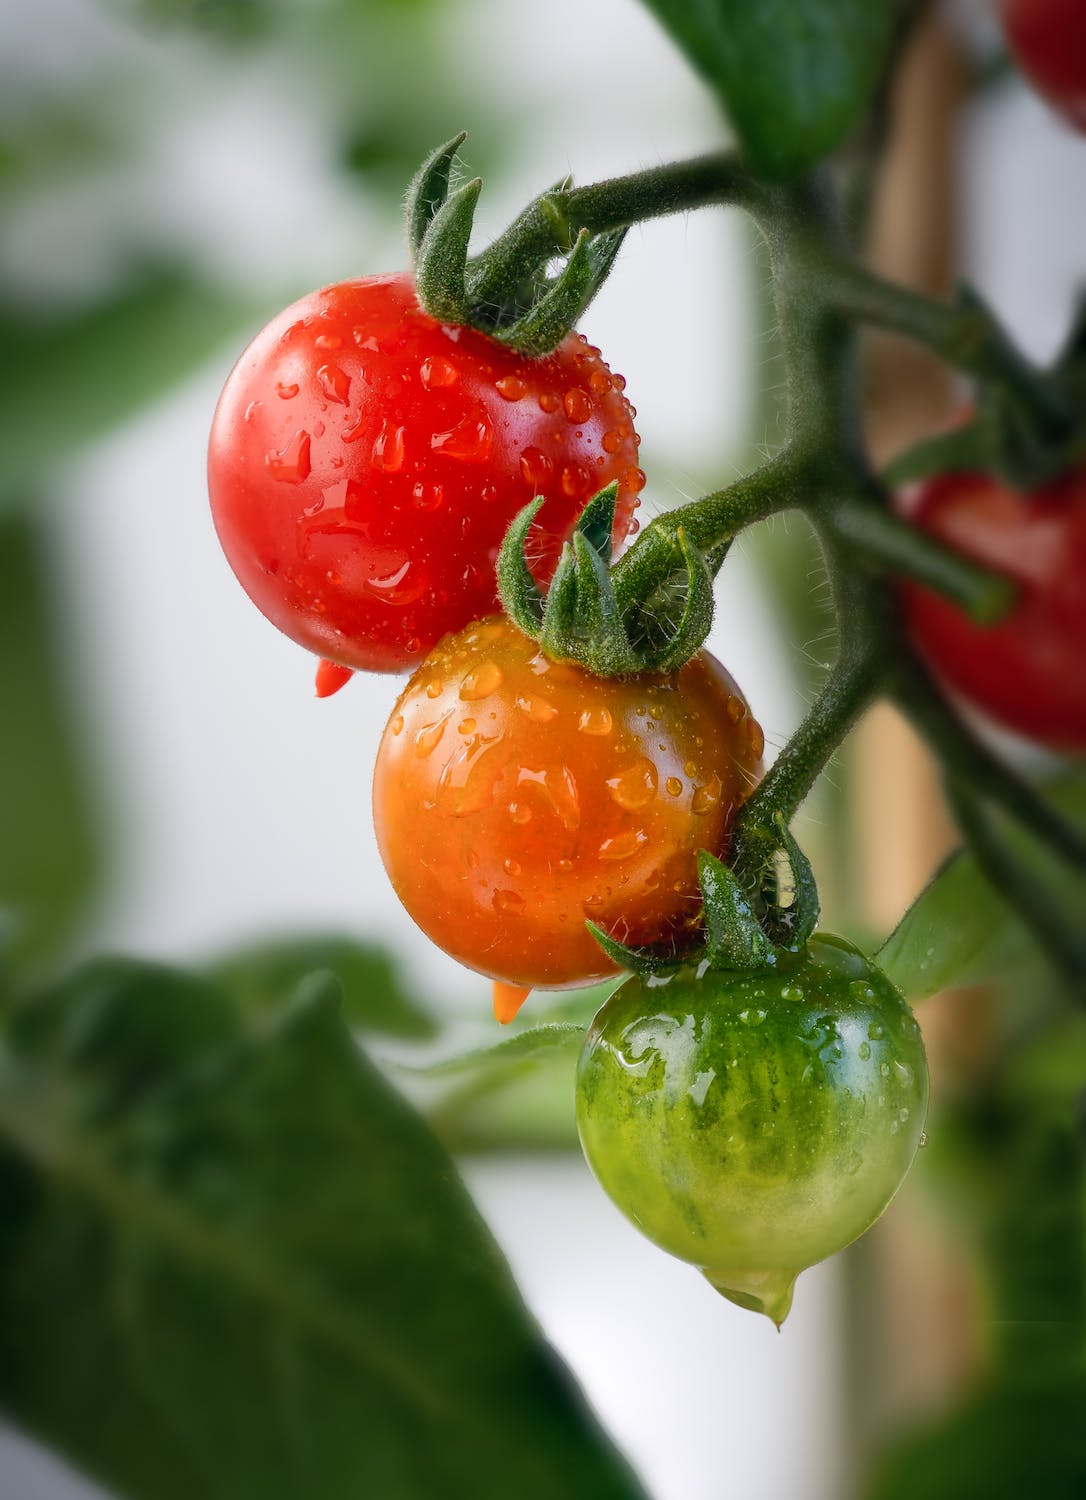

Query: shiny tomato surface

[372,615,764,990]
[1001,0,1086,131]
[208,273,642,673]
[901,468,1086,751]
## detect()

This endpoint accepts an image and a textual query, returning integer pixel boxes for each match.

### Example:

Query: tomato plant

[576,934,929,1326]
[371,613,763,991]
[1001,0,1086,132]
[900,467,1086,752]
[207,272,642,673]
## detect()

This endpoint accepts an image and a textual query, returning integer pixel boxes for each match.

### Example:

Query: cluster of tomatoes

[209,261,1086,1319]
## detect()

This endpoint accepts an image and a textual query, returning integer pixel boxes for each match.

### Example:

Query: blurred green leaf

[0,514,101,973]
[0,959,645,1499]
[408,1022,586,1080]
[0,269,254,500]
[866,1376,1086,1500]
[637,0,905,178]
[208,932,437,1038]
[877,774,1086,1001]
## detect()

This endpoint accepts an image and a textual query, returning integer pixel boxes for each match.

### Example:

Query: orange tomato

[372,615,763,992]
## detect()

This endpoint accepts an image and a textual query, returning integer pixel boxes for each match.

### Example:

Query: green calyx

[497,485,715,678]
[406,135,626,356]
[587,837,821,982]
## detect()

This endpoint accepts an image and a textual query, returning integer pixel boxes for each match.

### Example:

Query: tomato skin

[900,469,1086,752]
[372,615,764,990]
[207,273,641,673]
[576,935,929,1325]
[1001,0,1086,132]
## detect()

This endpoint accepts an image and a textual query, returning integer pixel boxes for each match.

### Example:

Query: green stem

[469,152,763,306]
[611,449,798,616]
[816,256,1072,434]
[946,784,1086,1000]
[828,495,1017,623]
[891,656,1086,874]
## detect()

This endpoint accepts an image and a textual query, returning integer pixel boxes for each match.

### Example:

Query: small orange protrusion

[315,659,354,698]
[493,980,531,1025]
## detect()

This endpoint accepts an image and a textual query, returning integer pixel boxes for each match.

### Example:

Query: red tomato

[1001,0,1086,131]
[901,468,1086,751]
[372,615,764,991]
[208,273,642,673]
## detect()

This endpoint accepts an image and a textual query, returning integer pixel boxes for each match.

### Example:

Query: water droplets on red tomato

[564,388,593,423]
[265,430,311,483]
[316,364,351,405]
[496,374,527,401]
[432,416,494,462]
[420,355,459,390]
[371,420,406,473]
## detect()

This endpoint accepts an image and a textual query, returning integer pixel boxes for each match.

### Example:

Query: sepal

[699,851,776,971]
[631,526,716,673]
[406,132,467,260]
[585,922,695,978]
[496,498,547,636]
[489,229,627,359]
[413,177,482,325]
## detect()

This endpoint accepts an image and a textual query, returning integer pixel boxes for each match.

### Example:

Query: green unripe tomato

[576,934,929,1326]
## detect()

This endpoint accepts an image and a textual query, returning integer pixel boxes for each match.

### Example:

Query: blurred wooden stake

[848,10,984,1456]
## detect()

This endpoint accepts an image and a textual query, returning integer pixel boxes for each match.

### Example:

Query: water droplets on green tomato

[575,934,929,1327]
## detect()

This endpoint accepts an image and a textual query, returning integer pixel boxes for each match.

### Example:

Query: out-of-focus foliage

[878,773,1086,1000]
[0,516,101,973]
[208,932,438,1038]
[0,958,647,1499]
[636,0,907,178]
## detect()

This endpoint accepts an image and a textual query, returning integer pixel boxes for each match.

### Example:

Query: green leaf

[404,1022,586,1079]
[877,774,1086,1001]
[866,1376,1086,1500]
[638,0,904,179]
[0,515,101,972]
[207,932,437,1038]
[0,270,253,500]
[0,960,645,1499]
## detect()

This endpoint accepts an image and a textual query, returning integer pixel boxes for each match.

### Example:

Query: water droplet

[858,1041,871,1061]
[503,857,521,876]
[745,718,765,758]
[460,661,504,700]
[557,857,572,871]
[364,558,427,605]
[412,481,445,511]
[726,695,746,724]
[508,801,532,825]
[898,1107,910,1123]
[868,1021,885,1041]
[578,706,613,736]
[520,446,553,488]
[601,429,623,454]
[493,890,525,914]
[389,714,404,736]
[665,776,683,797]
[598,829,648,862]
[560,463,590,498]
[265,430,311,483]
[425,680,442,699]
[341,413,367,443]
[564,388,593,423]
[589,369,613,396]
[515,693,558,724]
[458,717,476,734]
[276,382,299,400]
[243,400,261,423]
[316,364,350,405]
[480,483,498,503]
[370,419,406,473]
[691,774,722,816]
[622,466,647,493]
[495,374,527,401]
[781,984,805,1001]
[314,332,342,350]
[414,712,452,757]
[739,1008,767,1026]
[538,392,560,413]
[420,355,458,390]
[516,764,580,830]
[684,760,698,778]
[432,416,493,462]
[919,1131,928,1148]
[880,1062,891,1078]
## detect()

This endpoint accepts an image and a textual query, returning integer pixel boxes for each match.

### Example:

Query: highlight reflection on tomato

[208,272,642,674]
[372,615,764,993]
